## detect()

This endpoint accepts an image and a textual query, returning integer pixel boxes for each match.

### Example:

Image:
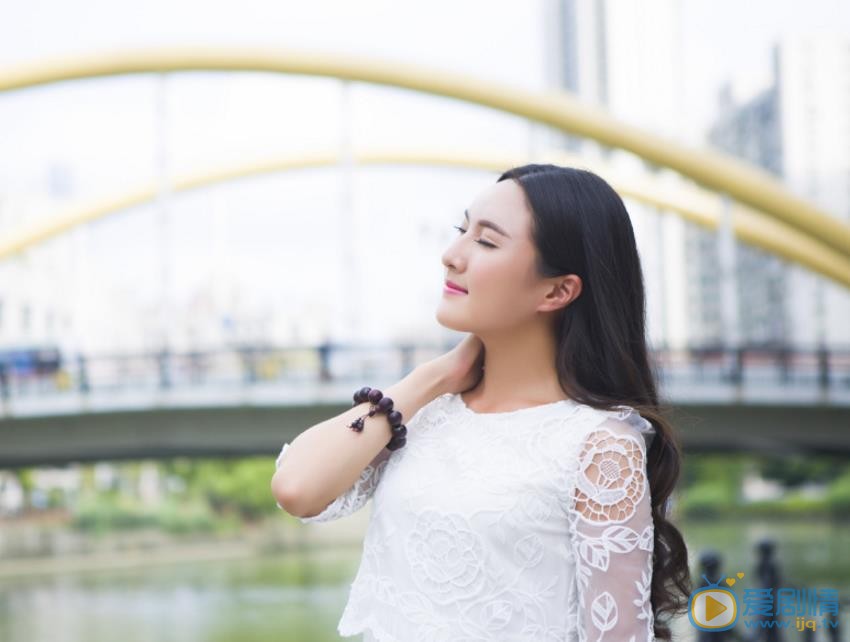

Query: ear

[539,274,582,313]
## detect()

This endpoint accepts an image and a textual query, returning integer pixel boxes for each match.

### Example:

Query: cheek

[469,256,534,310]
[468,255,512,292]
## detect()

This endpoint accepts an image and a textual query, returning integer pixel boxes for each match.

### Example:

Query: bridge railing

[1,342,849,401]
[657,344,850,388]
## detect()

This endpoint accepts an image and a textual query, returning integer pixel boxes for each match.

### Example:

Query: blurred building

[688,34,850,348]
[0,171,295,356]
[777,35,850,348]
[546,0,690,350]
[0,168,79,355]
[687,75,787,346]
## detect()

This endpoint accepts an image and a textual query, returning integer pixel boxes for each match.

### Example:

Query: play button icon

[689,588,738,630]
[705,595,728,621]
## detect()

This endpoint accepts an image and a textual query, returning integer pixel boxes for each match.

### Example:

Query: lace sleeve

[274,396,440,523]
[275,441,392,523]
[566,409,656,642]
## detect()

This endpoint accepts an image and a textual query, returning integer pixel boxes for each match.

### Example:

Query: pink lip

[443,284,468,295]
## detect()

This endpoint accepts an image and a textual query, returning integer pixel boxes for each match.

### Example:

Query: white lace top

[275,392,657,642]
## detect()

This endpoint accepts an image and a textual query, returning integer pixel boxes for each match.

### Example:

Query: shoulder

[516,401,650,473]
[540,399,654,446]
[557,404,655,523]
[577,404,655,456]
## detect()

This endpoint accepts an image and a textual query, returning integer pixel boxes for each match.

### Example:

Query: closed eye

[452,225,497,248]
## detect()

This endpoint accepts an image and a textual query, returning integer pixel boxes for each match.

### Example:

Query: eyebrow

[464,209,511,238]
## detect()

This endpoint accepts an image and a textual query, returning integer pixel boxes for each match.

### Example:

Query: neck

[470,320,566,406]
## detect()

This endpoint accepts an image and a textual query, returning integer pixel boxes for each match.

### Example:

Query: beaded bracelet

[348,386,407,451]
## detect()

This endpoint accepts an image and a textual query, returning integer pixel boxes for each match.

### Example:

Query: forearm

[271,363,448,517]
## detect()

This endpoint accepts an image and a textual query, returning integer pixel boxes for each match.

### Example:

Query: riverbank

[0,539,261,580]
[0,507,370,580]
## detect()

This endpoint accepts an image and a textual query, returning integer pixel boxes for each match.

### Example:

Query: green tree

[192,457,278,520]
[755,454,845,489]
[15,468,34,510]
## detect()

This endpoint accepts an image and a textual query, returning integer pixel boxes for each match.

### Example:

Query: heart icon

[726,578,736,586]
[737,572,745,579]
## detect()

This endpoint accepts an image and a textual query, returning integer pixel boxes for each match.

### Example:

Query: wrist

[409,362,451,399]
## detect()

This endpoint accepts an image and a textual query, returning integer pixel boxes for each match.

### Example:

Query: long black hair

[498,163,691,641]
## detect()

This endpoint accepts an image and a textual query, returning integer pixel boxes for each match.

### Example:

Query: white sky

[0,0,848,349]
[678,0,850,131]
[1,0,847,134]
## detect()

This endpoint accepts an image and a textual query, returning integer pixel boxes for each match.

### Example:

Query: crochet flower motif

[573,428,647,525]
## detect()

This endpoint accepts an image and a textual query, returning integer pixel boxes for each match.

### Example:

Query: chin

[435,307,474,333]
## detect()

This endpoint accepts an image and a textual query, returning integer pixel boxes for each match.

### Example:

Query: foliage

[679,482,736,518]
[71,492,220,534]
[680,454,746,497]
[755,454,846,489]
[72,492,157,533]
[169,457,280,521]
[824,468,850,518]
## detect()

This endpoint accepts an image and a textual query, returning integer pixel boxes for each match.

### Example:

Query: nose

[441,239,466,274]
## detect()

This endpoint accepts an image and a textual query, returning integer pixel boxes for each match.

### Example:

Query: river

[0,518,847,641]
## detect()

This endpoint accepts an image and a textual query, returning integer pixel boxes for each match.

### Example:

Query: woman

[272,164,692,641]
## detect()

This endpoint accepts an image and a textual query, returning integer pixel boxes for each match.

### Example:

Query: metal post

[334,80,360,345]
[718,194,741,383]
[400,343,414,378]
[157,348,171,390]
[777,344,790,384]
[817,345,830,390]
[0,362,8,401]
[814,278,829,391]
[318,339,332,382]
[155,73,173,356]
[77,354,90,394]
[242,347,257,384]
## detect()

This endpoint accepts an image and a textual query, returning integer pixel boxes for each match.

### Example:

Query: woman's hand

[423,333,485,395]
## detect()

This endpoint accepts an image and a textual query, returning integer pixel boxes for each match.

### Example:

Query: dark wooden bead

[386,435,406,451]
[351,386,407,450]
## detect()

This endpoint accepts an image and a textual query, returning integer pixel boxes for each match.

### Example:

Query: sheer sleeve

[273,396,440,523]
[275,441,392,523]
[566,408,656,642]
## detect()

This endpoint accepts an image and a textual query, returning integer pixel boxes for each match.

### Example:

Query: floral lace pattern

[274,393,657,641]
[275,441,392,522]
[567,421,655,642]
